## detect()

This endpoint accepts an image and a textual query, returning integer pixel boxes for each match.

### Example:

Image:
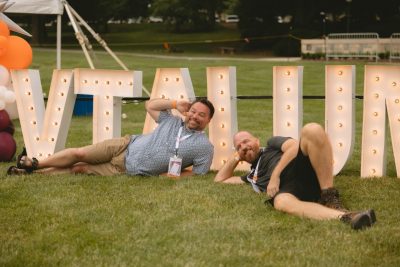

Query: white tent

[4,0,134,76]
[4,0,149,95]
[6,0,63,14]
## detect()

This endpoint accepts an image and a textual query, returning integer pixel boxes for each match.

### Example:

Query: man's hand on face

[176,100,191,116]
[233,151,241,162]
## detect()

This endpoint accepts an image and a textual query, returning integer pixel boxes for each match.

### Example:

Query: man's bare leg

[298,123,346,210]
[274,193,343,220]
[299,123,334,189]
[35,167,73,175]
[273,193,376,230]
[34,163,90,175]
[20,147,90,170]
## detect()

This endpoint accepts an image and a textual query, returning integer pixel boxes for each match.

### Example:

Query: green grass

[44,23,243,55]
[1,49,400,266]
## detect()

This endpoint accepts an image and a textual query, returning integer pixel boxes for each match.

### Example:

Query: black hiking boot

[340,209,377,230]
[319,187,347,211]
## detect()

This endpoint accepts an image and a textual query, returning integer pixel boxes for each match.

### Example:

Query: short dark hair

[193,98,215,119]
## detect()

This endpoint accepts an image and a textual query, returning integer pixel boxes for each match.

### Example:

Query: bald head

[233,131,256,148]
[233,131,260,163]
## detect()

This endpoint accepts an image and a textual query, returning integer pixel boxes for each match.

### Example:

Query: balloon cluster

[0,18,32,161]
[0,64,14,110]
[0,109,16,161]
[0,20,32,110]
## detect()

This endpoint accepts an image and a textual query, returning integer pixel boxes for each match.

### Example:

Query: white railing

[326,33,379,61]
[390,33,400,61]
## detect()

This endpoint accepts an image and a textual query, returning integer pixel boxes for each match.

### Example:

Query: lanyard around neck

[253,157,262,182]
[246,149,263,193]
[247,160,261,193]
[174,126,191,156]
[249,148,264,182]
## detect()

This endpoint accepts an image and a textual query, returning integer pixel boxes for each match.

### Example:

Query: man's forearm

[145,98,178,121]
[146,98,176,112]
[214,153,240,182]
[271,142,298,178]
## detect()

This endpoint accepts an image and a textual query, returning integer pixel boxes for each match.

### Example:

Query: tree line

[8,0,400,54]
[65,0,400,37]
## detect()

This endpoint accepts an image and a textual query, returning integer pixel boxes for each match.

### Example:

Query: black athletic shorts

[268,146,321,206]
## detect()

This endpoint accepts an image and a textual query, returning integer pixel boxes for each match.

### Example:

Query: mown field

[1,48,399,267]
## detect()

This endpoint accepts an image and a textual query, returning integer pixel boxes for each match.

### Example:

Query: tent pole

[63,1,95,69]
[62,1,150,96]
[68,4,128,70]
[65,3,151,96]
[56,14,62,69]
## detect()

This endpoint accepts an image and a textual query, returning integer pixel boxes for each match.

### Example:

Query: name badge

[168,156,182,177]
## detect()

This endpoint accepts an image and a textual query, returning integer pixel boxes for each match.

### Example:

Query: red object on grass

[0,131,16,161]
[0,109,11,131]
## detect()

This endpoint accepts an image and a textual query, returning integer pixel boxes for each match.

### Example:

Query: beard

[186,117,202,131]
[243,148,259,163]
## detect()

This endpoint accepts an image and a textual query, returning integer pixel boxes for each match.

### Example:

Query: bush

[378,51,390,60]
[272,37,300,57]
[301,53,325,60]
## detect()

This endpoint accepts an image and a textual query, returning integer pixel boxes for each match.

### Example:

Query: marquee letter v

[11,69,75,160]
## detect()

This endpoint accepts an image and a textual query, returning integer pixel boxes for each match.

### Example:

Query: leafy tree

[111,0,151,20]
[151,0,225,32]
[235,0,337,55]
[234,0,286,50]
[222,0,239,14]
[68,0,114,22]
[349,0,400,36]
[236,0,400,38]
[67,0,151,32]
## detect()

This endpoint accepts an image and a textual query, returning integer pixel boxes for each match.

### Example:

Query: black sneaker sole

[368,209,377,224]
[351,212,374,230]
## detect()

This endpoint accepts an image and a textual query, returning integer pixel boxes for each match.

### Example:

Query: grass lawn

[1,49,400,266]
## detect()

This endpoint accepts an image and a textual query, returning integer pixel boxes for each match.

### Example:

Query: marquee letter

[11,69,75,160]
[74,69,142,143]
[361,66,400,177]
[207,66,249,171]
[325,65,355,175]
[143,68,195,134]
[273,66,303,139]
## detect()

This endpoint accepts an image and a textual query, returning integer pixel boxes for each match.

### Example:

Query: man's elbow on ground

[214,175,237,183]
[216,176,245,184]
[214,174,225,183]
[144,100,151,112]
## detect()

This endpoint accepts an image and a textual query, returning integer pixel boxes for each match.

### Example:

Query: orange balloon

[0,36,7,56]
[0,21,10,37]
[0,36,32,69]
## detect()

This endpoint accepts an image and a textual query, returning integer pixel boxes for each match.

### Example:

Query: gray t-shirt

[241,136,291,192]
[125,111,214,176]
